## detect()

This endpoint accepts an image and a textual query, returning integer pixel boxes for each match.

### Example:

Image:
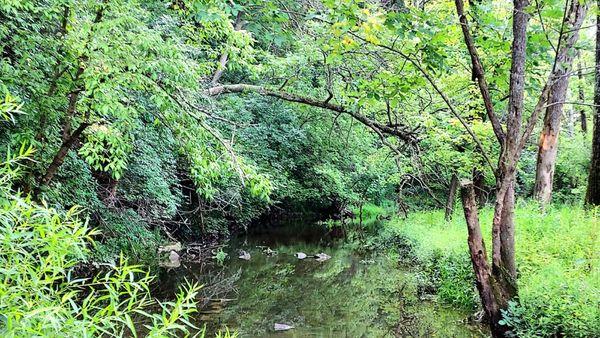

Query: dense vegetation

[1,0,599,337]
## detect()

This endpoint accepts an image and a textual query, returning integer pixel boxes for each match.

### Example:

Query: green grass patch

[383,202,600,337]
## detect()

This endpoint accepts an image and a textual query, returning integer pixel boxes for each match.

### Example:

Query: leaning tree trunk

[460,182,504,334]
[38,122,89,187]
[534,0,589,204]
[586,4,600,206]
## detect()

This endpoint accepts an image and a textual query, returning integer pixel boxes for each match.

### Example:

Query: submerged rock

[315,253,331,262]
[274,323,294,331]
[263,247,277,256]
[295,252,307,259]
[238,250,251,261]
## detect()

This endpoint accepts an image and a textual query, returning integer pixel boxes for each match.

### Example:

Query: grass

[383,202,600,338]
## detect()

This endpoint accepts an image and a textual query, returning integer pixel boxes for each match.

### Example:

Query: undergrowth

[383,202,599,337]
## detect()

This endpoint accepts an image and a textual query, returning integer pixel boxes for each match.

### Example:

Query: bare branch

[454,0,505,143]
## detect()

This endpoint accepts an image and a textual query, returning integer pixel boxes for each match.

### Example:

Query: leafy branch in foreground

[0,151,206,337]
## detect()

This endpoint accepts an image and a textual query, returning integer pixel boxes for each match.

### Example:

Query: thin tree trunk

[534,0,588,204]
[578,55,587,134]
[499,175,516,283]
[567,105,575,137]
[445,173,459,220]
[39,122,89,187]
[585,4,600,205]
[35,5,71,145]
[473,167,485,205]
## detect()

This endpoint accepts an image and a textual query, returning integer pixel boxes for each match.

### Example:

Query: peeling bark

[460,181,505,336]
[534,0,588,204]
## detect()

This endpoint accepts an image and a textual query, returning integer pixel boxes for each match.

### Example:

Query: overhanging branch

[206,84,420,145]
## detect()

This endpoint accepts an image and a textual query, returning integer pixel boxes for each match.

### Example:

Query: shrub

[0,151,201,337]
[93,208,163,264]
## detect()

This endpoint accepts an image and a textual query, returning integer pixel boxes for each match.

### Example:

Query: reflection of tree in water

[157,224,486,337]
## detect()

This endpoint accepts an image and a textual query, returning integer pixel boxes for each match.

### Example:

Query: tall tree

[455,0,587,335]
[585,0,600,205]
[534,0,589,204]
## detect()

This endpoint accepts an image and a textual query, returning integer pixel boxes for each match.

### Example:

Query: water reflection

[156,222,487,337]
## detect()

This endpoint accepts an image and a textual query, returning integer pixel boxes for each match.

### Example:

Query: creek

[155,221,487,337]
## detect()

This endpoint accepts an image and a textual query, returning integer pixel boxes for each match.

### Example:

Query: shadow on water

[155,221,488,337]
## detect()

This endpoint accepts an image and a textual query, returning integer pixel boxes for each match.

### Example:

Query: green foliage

[212,247,228,265]
[385,204,600,337]
[79,124,132,180]
[0,91,23,123]
[43,150,102,209]
[92,209,162,265]
[0,152,201,337]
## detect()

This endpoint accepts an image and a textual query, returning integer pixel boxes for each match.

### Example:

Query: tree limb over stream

[206,84,420,146]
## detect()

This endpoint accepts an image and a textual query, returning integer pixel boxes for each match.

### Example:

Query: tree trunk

[567,106,575,137]
[586,4,600,205]
[533,0,588,204]
[499,174,517,284]
[460,182,505,336]
[445,173,459,220]
[38,122,89,187]
[578,56,587,134]
[473,167,486,205]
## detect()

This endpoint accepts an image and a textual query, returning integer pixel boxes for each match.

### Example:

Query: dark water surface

[156,222,488,337]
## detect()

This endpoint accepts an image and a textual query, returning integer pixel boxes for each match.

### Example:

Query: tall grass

[385,202,600,337]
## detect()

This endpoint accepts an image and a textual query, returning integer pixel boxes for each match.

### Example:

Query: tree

[534,1,589,204]
[586,0,600,205]
[455,0,587,335]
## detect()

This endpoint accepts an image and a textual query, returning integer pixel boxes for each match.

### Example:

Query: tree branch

[206,84,420,145]
[455,0,505,143]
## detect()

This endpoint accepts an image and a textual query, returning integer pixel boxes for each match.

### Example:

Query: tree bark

[460,181,504,335]
[445,173,459,220]
[586,4,600,206]
[577,54,587,133]
[534,0,588,204]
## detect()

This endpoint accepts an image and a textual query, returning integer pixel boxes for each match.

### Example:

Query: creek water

[155,222,488,337]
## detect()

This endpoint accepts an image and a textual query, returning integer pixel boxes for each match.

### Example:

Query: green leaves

[79,124,132,180]
[0,154,203,337]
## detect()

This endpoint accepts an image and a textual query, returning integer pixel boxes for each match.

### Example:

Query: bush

[93,208,163,264]
[0,152,201,337]
[385,203,600,337]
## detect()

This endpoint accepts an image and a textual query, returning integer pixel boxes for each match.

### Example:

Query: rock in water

[274,323,294,331]
[315,252,331,262]
[238,250,251,261]
[295,252,307,259]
